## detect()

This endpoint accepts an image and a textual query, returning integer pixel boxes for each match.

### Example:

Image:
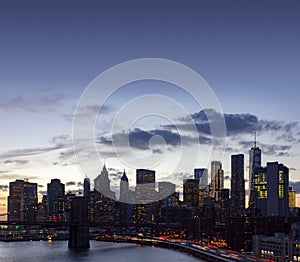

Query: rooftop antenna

[254,128,257,148]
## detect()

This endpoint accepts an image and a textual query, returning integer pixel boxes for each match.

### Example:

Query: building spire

[254,129,257,148]
[121,169,128,182]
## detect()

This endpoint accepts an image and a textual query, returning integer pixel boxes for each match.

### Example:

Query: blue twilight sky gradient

[0,1,300,208]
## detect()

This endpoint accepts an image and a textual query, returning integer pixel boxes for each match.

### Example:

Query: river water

[0,240,204,262]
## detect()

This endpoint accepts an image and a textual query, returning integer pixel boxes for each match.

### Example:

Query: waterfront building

[93,164,116,224]
[47,179,65,221]
[8,179,38,222]
[253,223,300,262]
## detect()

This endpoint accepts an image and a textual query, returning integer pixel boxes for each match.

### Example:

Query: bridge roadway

[0,221,267,261]
[0,221,184,229]
[96,236,267,262]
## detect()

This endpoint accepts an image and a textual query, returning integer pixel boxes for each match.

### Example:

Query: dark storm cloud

[98,128,211,150]
[99,109,299,154]
[179,109,299,139]
[99,128,181,150]
[152,148,163,154]
[66,181,76,186]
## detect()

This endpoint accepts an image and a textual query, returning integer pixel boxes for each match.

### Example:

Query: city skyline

[1,1,300,216]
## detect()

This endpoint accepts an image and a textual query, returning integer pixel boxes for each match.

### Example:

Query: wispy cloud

[63,105,112,122]
[0,134,72,160]
[239,141,292,156]
[0,174,40,180]
[3,159,29,166]
[0,95,65,112]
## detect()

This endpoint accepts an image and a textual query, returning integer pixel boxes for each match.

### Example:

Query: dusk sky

[0,1,300,212]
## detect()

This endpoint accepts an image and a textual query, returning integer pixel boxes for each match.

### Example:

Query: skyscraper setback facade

[231,154,245,214]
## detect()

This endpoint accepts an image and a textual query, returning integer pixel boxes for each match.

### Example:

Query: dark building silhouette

[118,170,134,224]
[120,170,129,202]
[183,179,199,207]
[36,195,47,222]
[194,168,208,190]
[134,169,156,224]
[254,162,289,217]
[93,164,116,224]
[210,161,224,201]
[248,140,262,208]
[65,191,76,222]
[83,178,90,197]
[8,179,37,222]
[136,169,156,203]
[47,179,65,221]
[231,154,245,214]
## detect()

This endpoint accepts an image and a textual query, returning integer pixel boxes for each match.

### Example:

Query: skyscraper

[83,177,90,197]
[93,164,116,223]
[194,168,208,190]
[249,139,262,208]
[134,169,156,224]
[119,170,134,224]
[289,187,296,208]
[120,170,129,202]
[183,179,199,207]
[210,161,224,201]
[8,179,38,222]
[254,162,289,217]
[47,179,65,221]
[94,164,111,196]
[136,169,156,203]
[231,154,245,214]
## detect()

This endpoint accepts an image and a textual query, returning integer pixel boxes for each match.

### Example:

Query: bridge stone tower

[68,197,90,248]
